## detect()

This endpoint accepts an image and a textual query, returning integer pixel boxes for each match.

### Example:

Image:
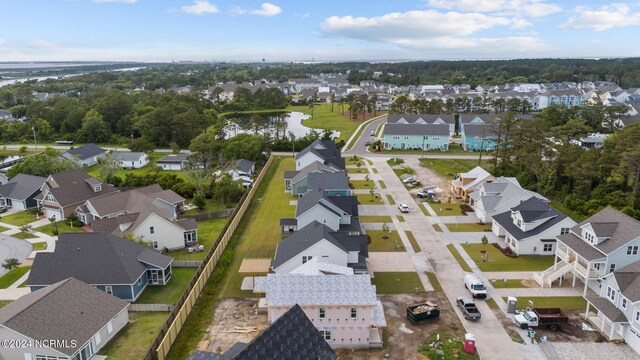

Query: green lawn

[444,223,492,232]
[490,279,529,288]
[371,168,378,174]
[0,225,9,233]
[392,167,415,177]
[135,268,197,304]
[99,312,169,360]
[11,232,39,240]
[378,180,386,189]
[0,211,39,226]
[377,145,478,156]
[217,157,295,299]
[397,215,405,222]
[419,332,478,360]
[31,241,47,251]
[405,231,421,252]
[86,152,193,183]
[0,266,31,289]
[345,156,372,166]
[167,217,229,261]
[386,158,404,166]
[347,167,368,174]
[385,194,396,205]
[420,158,491,180]
[350,180,376,189]
[446,244,472,272]
[0,300,11,309]
[360,216,393,223]
[367,230,405,252]
[433,224,443,232]
[427,202,468,217]
[356,193,384,205]
[372,272,425,294]
[182,199,231,217]
[461,244,555,272]
[420,204,431,217]
[425,272,444,292]
[503,296,588,310]
[288,104,373,143]
[34,221,85,236]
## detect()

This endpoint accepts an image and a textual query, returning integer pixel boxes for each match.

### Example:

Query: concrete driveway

[0,235,33,276]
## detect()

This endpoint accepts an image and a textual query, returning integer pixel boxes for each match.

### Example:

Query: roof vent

[77,247,80,252]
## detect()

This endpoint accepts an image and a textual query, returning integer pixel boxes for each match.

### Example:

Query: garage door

[44,207,62,221]
[626,327,640,354]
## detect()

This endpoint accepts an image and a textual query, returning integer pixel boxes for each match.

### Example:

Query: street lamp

[32,124,38,150]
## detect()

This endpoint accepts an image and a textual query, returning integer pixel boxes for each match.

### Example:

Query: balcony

[556,247,569,262]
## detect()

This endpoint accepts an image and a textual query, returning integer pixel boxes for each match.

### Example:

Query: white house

[61,143,108,167]
[156,154,189,171]
[280,190,361,236]
[470,176,547,223]
[0,174,46,210]
[492,197,576,256]
[295,139,345,171]
[584,261,640,353]
[253,274,386,349]
[272,221,368,274]
[0,277,129,360]
[112,151,149,169]
[534,207,640,293]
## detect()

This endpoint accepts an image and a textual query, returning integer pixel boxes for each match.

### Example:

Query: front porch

[585,294,627,341]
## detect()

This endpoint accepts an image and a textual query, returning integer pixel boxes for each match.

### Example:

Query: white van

[464,274,487,299]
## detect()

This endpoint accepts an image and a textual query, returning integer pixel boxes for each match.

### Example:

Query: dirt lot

[536,311,606,343]
[335,293,467,360]
[391,158,456,205]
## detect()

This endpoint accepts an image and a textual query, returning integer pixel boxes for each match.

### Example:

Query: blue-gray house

[27,232,173,301]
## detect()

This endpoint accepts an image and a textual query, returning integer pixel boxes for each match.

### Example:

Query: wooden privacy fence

[129,304,175,312]
[172,260,202,268]
[143,156,275,360]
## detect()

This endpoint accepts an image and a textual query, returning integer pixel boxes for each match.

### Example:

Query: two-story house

[584,261,640,353]
[295,139,345,171]
[280,189,360,236]
[492,197,576,256]
[284,161,344,196]
[36,170,119,221]
[0,174,46,210]
[383,123,450,151]
[272,221,368,274]
[385,114,456,136]
[253,274,386,349]
[60,143,108,167]
[449,166,494,201]
[534,207,640,293]
[470,176,547,223]
[27,232,173,301]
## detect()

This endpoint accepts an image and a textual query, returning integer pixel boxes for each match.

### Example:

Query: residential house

[460,124,497,151]
[0,277,129,360]
[289,257,355,276]
[295,139,345,171]
[470,176,547,223]
[0,174,46,210]
[61,144,108,167]
[584,262,640,353]
[307,172,351,197]
[580,133,609,149]
[492,197,576,256]
[224,159,256,188]
[187,304,337,360]
[272,221,368,274]
[35,170,119,221]
[383,123,450,150]
[538,90,587,109]
[449,166,494,201]
[254,274,386,349]
[83,185,195,250]
[112,151,149,169]
[284,161,344,196]
[280,189,360,236]
[0,109,13,121]
[157,154,190,170]
[27,232,173,301]
[534,207,640,293]
[386,114,456,136]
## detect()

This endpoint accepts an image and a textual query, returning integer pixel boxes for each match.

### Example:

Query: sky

[1,0,640,62]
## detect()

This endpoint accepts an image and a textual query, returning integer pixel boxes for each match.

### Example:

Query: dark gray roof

[272,221,368,269]
[463,124,497,137]
[0,278,128,356]
[612,262,640,302]
[386,114,455,125]
[291,161,342,184]
[112,151,146,162]
[0,174,45,200]
[157,154,188,164]
[492,198,569,241]
[295,139,344,170]
[233,159,255,174]
[27,233,172,287]
[307,172,349,191]
[570,207,640,254]
[586,296,628,322]
[36,170,118,208]
[384,123,449,136]
[187,305,337,360]
[460,113,500,124]
[62,144,107,160]
[296,190,358,218]
[280,218,297,226]
[556,233,606,261]
[284,171,299,180]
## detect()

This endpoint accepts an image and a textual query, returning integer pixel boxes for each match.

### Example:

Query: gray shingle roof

[570,207,640,254]
[384,123,449,136]
[295,139,344,170]
[556,233,606,261]
[27,233,172,286]
[296,190,358,218]
[112,151,146,162]
[62,144,107,160]
[492,198,570,241]
[157,154,188,164]
[612,262,640,302]
[37,170,119,208]
[0,174,45,200]
[0,278,128,356]
[187,305,337,360]
[463,124,497,137]
[386,114,455,125]
[232,159,255,174]
[291,161,342,184]
[307,172,349,191]
[585,296,628,322]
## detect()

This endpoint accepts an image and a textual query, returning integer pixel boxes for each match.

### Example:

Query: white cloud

[93,0,138,3]
[427,0,562,18]
[180,0,219,15]
[561,4,640,31]
[234,3,282,17]
[29,40,59,50]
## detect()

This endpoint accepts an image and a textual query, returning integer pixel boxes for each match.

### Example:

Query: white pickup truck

[464,274,487,299]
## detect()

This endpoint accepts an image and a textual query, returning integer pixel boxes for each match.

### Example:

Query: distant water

[224,111,340,139]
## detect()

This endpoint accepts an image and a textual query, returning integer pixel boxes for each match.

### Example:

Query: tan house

[449,166,494,201]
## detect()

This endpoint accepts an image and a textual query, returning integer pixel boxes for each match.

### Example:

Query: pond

[222,111,340,139]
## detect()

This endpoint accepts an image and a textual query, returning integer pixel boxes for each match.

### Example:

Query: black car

[0,207,8,214]
[365,141,371,146]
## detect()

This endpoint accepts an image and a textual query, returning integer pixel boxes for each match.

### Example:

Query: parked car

[406,302,440,324]
[365,141,371,146]
[457,297,481,320]
[514,308,569,330]
[0,206,7,214]
[398,203,409,213]
[401,176,417,184]
[464,274,487,299]
[370,130,375,136]
[417,188,435,199]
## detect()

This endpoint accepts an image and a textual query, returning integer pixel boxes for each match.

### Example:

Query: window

[319,329,331,341]
[350,308,357,318]
[95,332,101,345]
[432,136,440,141]
[105,286,113,295]
[45,193,55,202]
[93,184,102,192]
[560,227,569,235]
[150,226,155,234]
[302,256,312,264]
[543,244,553,252]
[627,246,639,255]
[636,311,640,322]
[107,321,113,334]
[622,298,628,309]
[609,264,616,273]
[137,276,143,285]
[151,241,158,249]
[607,286,616,301]
[319,308,326,318]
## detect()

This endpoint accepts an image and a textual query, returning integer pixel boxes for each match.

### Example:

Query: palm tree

[2,258,20,271]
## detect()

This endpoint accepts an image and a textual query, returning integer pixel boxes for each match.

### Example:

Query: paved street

[0,234,32,276]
